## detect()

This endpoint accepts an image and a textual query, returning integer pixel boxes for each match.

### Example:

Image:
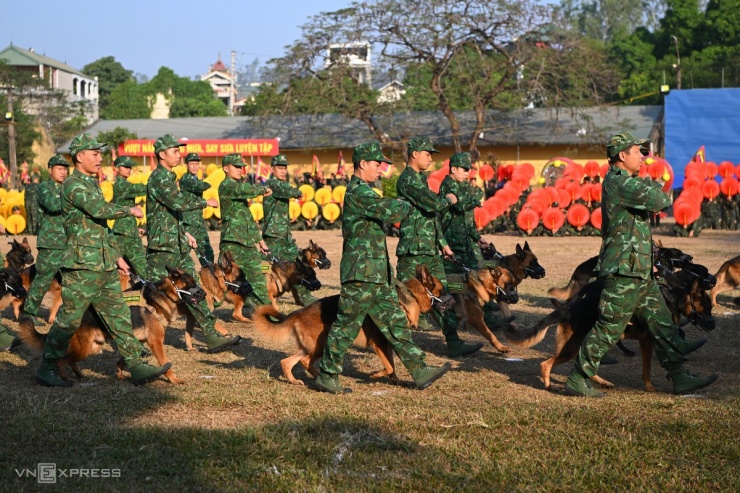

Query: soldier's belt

[122,290,146,308]
[261,260,272,272]
[478,259,499,269]
[446,273,467,294]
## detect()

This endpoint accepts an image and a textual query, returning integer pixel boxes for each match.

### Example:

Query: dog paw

[496,345,511,353]
[289,380,305,386]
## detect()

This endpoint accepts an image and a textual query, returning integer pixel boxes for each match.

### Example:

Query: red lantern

[518,162,535,180]
[590,207,602,230]
[648,162,665,180]
[557,188,571,208]
[683,176,702,190]
[542,207,565,232]
[474,207,491,230]
[720,177,739,197]
[705,162,718,179]
[718,161,735,179]
[484,197,505,219]
[478,164,494,181]
[600,164,609,179]
[524,198,548,216]
[427,176,442,193]
[674,202,698,227]
[591,183,602,202]
[516,208,540,232]
[701,180,720,200]
[567,204,590,227]
[584,161,600,178]
[579,183,593,203]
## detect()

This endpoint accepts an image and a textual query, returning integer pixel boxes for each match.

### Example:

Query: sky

[1,0,352,78]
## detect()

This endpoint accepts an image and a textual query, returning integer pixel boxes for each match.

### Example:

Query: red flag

[20,161,30,184]
[378,162,394,178]
[692,146,706,163]
[256,157,271,182]
[337,151,346,176]
[312,154,320,175]
[0,158,8,184]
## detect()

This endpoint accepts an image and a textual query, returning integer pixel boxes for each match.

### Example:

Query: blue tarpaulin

[664,88,740,188]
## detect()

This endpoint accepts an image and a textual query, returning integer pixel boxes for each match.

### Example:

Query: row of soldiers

[673,193,740,237]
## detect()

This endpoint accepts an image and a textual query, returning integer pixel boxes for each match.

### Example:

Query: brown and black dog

[503,264,715,392]
[265,258,321,309]
[0,268,28,316]
[201,251,254,323]
[251,264,451,386]
[301,240,331,270]
[17,266,214,384]
[710,254,740,306]
[489,241,546,318]
[3,238,55,321]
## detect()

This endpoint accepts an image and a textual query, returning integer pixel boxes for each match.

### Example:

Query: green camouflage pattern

[48,154,71,167]
[184,152,201,162]
[24,182,40,234]
[61,170,130,271]
[352,142,392,164]
[69,133,106,156]
[42,269,143,364]
[597,166,671,280]
[449,152,474,170]
[179,171,211,227]
[262,175,302,240]
[439,175,482,271]
[338,175,410,284]
[153,134,185,155]
[146,164,207,255]
[318,278,427,377]
[36,180,66,249]
[395,165,449,257]
[222,153,245,167]
[113,156,135,168]
[115,234,148,279]
[112,176,147,238]
[575,276,686,378]
[23,250,65,317]
[606,131,649,158]
[219,242,270,306]
[407,136,440,154]
[270,154,289,166]
[218,175,267,247]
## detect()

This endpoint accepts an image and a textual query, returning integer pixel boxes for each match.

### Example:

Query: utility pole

[230,50,236,116]
[672,36,682,90]
[5,88,18,189]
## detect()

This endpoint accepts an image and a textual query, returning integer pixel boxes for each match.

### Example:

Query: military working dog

[710,254,740,306]
[265,258,321,309]
[301,240,331,270]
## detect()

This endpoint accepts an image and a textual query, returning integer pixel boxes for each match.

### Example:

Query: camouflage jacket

[395,166,449,257]
[262,175,301,238]
[340,175,411,285]
[24,182,39,209]
[179,172,211,226]
[61,169,131,271]
[36,179,66,250]
[112,176,147,238]
[147,164,206,254]
[439,175,482,250]
[598,165,671,280]
[219,176,268,247]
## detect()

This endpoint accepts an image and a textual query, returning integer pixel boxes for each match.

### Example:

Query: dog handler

[565,131,717,397]
[314,142,451,394]
[35,134,171,387]
[180,152,215,267]
[111,156,149,279]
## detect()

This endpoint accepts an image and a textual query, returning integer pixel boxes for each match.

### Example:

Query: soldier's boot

[314,372,352,394]
[410,362,453,390]
[482,304,515,330]
[447,338,484,358]
[668,368,718,395]
[0,327,19,352]
[564,370,604,398]
[36,359,73,388]
[205,333,242,354]
[674,337,707,355]
[129,361,172,386]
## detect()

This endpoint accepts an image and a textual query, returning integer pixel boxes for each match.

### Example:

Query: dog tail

[502,309,564,348]
[251,305,296,345]
[17,316,45,354]
[546,279,585,302]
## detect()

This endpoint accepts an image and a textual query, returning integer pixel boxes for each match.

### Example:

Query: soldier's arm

[267,179,301,199]
[66,182,130,220]
[116,181,148,201]
[220,180,267,200]
[618,176,672,212]
[435,215,449,249]
[150,173,207,212]
[180,175,211,193]
[37,183,62,213]
[354,187,410,224]
[397,172,450,213]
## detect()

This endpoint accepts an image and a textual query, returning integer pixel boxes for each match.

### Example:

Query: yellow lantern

[289,201,302,220]
[299,184,315,202]
[203,207,214,219]
[100,181,114,202]
[0,215,7,229]
[331,185,346,203]
[302,201,318,219]
[6,214,26,234]
[250,203,264,221]
[322,202,341,221]
[205,163,218,177]
[173,164,187,180]
[314,187,333,206]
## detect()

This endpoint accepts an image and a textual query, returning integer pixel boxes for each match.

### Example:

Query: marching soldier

[23,155,71,322]
[315,142,451,394]
[24,173,41,234]
[219,153,273,311]
[35,133,170,387]
[146,134,240,353]
[180,152,215,266]
[111,156,148,278]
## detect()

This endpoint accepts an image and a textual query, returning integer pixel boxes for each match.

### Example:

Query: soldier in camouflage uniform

[565,131,717,397]
[146,134,240,353]
[111,156,148,278]
[35,134,171,387]
[23,155,71,320]
[24,173,41,234]
[315,142,451,394]
[701,196,722,230]
[262,153,316,305]
[219,153,273,310]
[719,192,738,230]
[180,152,214,266]
[395,137,482,357]
[0,224,19,351]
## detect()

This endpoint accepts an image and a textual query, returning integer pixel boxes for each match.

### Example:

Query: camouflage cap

[69,133,106,157]
[270,154,289,166]
[113,156,135,168]
[48,154,71,167]
[407,136,440,154]
[449,152,474,170]
[153,134,186,155]
[352,142,392,164]
[606,131,650,158]
[222,153,245,167]
[184,152,201,163]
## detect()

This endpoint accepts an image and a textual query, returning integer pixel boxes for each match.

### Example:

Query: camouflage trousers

[42,268,142,363]
[575,275,687,378]
[26,209,38,235]
[318,281,427,377]
[397,254,461,343]
[24,248,64,317]
[185,222,214,267]
[114,234,148,279]
[220,241,270,306]
[442,243,480,274]
[264,235,316,305]
[147,249,219,338]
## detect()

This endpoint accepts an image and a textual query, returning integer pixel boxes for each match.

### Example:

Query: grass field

[1,226,739,492]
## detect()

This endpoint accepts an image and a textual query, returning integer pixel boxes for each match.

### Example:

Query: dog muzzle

[480,245,504,262]
[301,278,322,291]
[497,286,519,304]
[176,287,207,305]
[431,292,455,312]
[524,266,546,279]
[314,258,331,270]
[702,274,717,290]
[226,280,253,297]
[689,312,716,331]
[5,282,26,299]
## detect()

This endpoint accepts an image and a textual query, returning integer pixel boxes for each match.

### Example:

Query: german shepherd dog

[18,266,211,384]
[484,241,546,318]
[3,238,52,321]
[0,268,28,316]
[251,265,452,386]
[301,240,331,270]
[200,251,254,323]
[710,255,740,306]
[503,263,715,392]
[265,258,322,309]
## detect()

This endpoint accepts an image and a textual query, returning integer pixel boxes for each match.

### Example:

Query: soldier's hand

[263,188,273,197]
[138,228,146,236]
[130,206,144,218]
[206,198,219,208]
[185,232,198,250]
[116,258,130,277]
[442,245,454,258]
[477,238,489,248]
[445,193,458,205]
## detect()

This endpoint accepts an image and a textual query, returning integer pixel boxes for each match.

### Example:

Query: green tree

[106,81,151,119]
[97,126,139,166]
[82,56,134,118]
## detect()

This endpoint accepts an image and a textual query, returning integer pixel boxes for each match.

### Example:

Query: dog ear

[656,239,664,248]
[220,254,233,273]
[309,239,316,250]
[22,237,29,246]
[165,265,180,278]
[516,243,524,258]
[523,241,531,252]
